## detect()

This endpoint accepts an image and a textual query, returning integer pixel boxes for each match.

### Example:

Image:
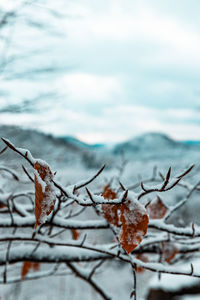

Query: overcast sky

[0,0,200,143]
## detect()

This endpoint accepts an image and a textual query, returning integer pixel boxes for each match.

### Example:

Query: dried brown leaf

[71,229,80,240]
[34,161,56,228]
[147,196,168,219]
[120,197,149,253]
[21,262,40,280]
[102,185,120,226]
[162,242,178,263]
[136,254,149,273]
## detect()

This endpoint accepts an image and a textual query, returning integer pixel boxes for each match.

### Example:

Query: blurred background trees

[0,0,68,116]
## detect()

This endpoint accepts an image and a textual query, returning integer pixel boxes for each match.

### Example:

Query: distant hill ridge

[0,125,110,169]
[0,125,92,168]
[113,132,178,152]
[112,132,200,159]
[0,125,200,164]
[60,135,104,149]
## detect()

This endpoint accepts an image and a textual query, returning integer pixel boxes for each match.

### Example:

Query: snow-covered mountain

[0,125,105,169]
[112,132,200,160]
[60,135,104,150]
[1,126,200,169]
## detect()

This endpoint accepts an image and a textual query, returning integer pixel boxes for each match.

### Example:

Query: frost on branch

[34,160,56,228]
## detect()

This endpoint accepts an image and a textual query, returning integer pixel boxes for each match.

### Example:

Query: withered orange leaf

[162,242,178,263]
[21,262,40,280]
[147,196,168,219]
[136,254,149,273]
[71,229,80,240]
[102,185,120,226]
[32,262,40,271]
[0,203,5,209]
[34,161,56,228]
[102,189,149,253]
[102,185,116,200]
[119,192,149,254]
[21,262,32,280]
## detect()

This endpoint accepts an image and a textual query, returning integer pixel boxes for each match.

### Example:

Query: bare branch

[138,166,194,200]
[0,146,8,155]
[66,262,111,300]
[22,165,34,182]
[74,164,106,191]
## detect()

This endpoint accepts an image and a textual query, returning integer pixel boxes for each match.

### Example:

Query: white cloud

[165,108,200,120]
[0,0,22,11]
[75,105,200,143]
[58,72,122,103]
[63,0,200,67]
[149,81,178,96]
[1,105,199,143]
